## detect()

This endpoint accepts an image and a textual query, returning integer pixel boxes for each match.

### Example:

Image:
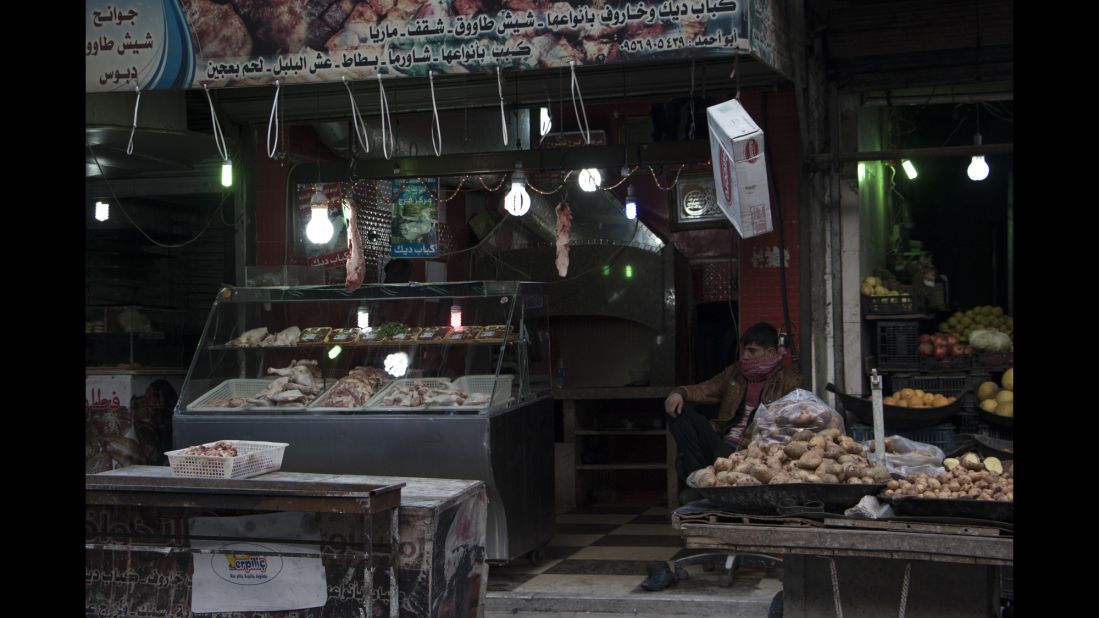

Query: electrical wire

[342,77,370,154]
[568,61,592,145]
[497,67,508,147]
[86,141,232,248]
[266,80,280,159]
[377,73,394,160]
[126,85,140,155]
[428,71,443,156]
[203,85,230,163]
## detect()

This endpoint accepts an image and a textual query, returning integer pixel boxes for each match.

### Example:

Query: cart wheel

[767,591,783,618]
[528,547,546,566]
[719,573,734,587]
[675,567,689,581]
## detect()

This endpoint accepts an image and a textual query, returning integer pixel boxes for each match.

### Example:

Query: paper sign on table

[189,512,327,613]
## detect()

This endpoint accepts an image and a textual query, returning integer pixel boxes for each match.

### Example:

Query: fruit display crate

[890,372,990,411]
[861,294,925,316]
[974,352,1014,370]
[874,321,921,372]
[849,422,957,453]
[918,355,973,373]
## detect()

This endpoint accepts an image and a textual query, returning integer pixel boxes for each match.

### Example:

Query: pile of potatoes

[883,453,1014,502]
[691,428,892,488]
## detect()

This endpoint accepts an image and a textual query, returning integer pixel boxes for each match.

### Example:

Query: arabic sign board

[87,0,754,92]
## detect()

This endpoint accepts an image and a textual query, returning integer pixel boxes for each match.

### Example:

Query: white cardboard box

[707,99,774,238]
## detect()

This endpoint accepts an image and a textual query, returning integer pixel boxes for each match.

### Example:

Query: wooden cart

[673,506,1012,617]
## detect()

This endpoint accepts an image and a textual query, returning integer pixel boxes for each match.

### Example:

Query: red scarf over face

[740,349,785,409]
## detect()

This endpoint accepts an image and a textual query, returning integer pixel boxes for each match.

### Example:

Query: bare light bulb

[967,156,989,181]
[504,166,530,216]
[450,305,462,330]
[94,201,110,222]
[305,190,334,244]
[967,133,989,182]
[357,307,370,330]
[625,186,637,220]
[578,168,602,192]
[384,352,409,378]
[901,160,917,180]
[221,161,233,187]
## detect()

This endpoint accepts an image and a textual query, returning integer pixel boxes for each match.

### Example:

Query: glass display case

[176,281,546,415]
[172,281,555,562]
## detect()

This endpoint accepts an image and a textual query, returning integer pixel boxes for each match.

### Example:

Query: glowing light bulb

[221,161,233,187]
[578,168,602,192]
[450,305,462,330]
[328,345,342,359]
[357,307,370,330]
[901,160,917,180]
[857,162,866,183]
[625,186,637,220]
[967,133,989,181]
[539,107,552,137]
[384,352,409,378]
[967,156,989,181]
[504,166,530,216]
[625,264,633,279]
[305,190,334,244]
[94,201,110,222]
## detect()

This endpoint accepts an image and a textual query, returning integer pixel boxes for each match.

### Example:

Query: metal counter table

[173,394,555,563]
[673,504,1013,618]
[86,467,404,617]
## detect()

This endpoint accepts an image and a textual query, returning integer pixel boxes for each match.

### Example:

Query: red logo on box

[719,149,733,204]
[744,138,760,164]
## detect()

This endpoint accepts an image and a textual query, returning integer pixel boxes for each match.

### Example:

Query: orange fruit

[894,399,910,408]
[899,388,916,400]
[884,396,897,406]
[923,393,936,405]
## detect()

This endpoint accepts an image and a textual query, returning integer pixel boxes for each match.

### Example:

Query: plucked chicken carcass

[555,202,572,277]
[259,326,301,347]
[246,360,325,406]
[227,326,270,347]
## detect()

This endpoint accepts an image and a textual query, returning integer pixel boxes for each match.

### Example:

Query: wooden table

[673,506,1013,618]
[87,467,405,618]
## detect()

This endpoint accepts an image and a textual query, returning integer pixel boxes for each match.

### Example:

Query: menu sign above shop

[86,1,790,92]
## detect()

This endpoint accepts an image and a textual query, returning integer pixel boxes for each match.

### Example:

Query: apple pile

[918,332,973,361]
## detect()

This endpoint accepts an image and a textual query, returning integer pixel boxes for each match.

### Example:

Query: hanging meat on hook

[555,201,572,277]
[345,197,366,291]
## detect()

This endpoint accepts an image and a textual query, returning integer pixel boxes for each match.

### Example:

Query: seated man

[664,322,802,493]
[642,322,801,592]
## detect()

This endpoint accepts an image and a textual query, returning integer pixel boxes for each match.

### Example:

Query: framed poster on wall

[391,179,439,258]
[669,172,731,231]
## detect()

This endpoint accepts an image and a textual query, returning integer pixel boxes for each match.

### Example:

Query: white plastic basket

[187,379,278,411]
[365,378,453,411]
[165,440,288,479]
[452,375,514,408]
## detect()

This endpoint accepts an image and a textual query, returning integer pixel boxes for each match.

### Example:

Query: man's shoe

[640,561,677,591]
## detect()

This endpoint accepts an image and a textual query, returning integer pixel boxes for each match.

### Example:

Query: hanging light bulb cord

[204,85,229,164]
[266,80,280,158]
[429,71,443,156]
[126,85,140,155]
[569,61,591,145]
[378,73,394,160]
[497,66,508,147]
[342,77,370,154]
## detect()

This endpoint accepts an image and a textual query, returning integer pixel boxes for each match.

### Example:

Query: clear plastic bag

[750,389,845,447]
[860,435,945,477]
